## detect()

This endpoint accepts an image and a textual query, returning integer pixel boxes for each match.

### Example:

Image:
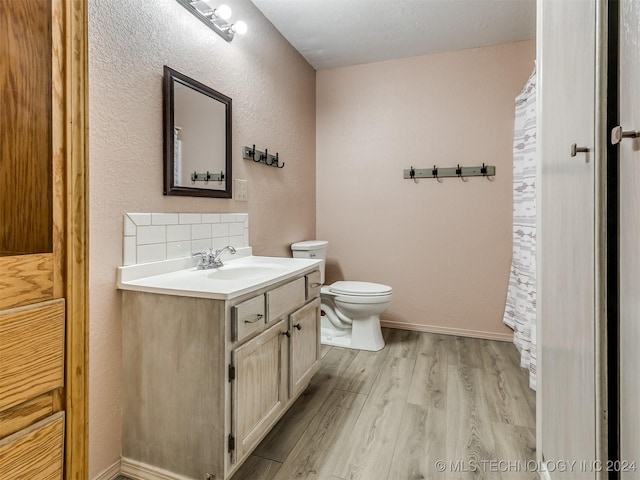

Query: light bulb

[231,20,247,35]
[215,4,232,20]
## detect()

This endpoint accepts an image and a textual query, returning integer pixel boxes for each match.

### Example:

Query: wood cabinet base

[122,270,321,480]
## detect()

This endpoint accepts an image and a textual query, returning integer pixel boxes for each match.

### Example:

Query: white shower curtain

[503,68,537,390]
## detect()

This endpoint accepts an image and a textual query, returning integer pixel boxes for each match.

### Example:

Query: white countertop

[117,249,321,300]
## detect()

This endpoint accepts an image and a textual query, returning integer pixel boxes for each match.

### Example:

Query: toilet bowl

[290,241,392,352]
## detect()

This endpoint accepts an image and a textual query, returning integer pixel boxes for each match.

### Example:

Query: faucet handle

[192,251,207,257]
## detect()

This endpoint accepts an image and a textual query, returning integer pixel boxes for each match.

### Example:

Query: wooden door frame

[58,0,89,478]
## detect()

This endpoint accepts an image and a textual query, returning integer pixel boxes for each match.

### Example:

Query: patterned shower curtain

[503,68,537,390]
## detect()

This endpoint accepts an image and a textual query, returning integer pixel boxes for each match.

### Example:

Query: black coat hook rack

[191,171,225,183]
[243,145,285,168]
[404,163,495,181]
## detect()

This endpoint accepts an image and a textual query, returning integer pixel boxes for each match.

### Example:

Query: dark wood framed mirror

[163,66,232,198]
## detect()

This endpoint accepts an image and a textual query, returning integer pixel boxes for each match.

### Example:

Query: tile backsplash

[123,213,249,265]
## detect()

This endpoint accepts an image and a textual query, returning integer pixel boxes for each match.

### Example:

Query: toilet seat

[322,281,392,305]
[329,281,392,296]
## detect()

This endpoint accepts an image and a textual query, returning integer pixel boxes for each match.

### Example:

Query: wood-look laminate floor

[230,328,536,480]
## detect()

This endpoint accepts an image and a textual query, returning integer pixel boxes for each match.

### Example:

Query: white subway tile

[202,213,221,223]
[179,213,201,224]
[229,235,245,248]
[124,216,136,236]
[212,237,231,250]
[192,238,212,252]
[220,213,237,223]
[229,222,244,236]
[192,223,212,240]
[122,212,251,266]
[152,213,179,225]
[137,244,166,264]
[167,224,191,242]
[137,226,166,245]
[167,241,193,259]
[212,223,229,238]
[127,213,151,226]
[123,236,136,265]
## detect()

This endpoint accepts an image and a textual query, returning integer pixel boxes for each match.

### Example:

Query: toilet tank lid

[291,240,328,251]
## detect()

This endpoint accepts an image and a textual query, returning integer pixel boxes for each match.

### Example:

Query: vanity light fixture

[176,0,248,42]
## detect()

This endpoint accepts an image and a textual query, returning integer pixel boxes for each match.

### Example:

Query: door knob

[570,143,589,157]
[282,330,290,338]
[294,323,302,330]
[611,125,639,145]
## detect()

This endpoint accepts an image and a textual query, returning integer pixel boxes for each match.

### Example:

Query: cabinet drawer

[232,295,266,342]
[305,270,322,299]
[266,277,305,322]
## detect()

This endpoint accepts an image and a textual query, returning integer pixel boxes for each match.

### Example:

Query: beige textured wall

[88,0,316,477]
[316,40,535,340]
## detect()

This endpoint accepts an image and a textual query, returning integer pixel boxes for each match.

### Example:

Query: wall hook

[249,144,256,160]
[275,153,285,168]
[433,165,443,182]
[456,164,468,182]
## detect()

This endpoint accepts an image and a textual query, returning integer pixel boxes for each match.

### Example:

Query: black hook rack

[243,145,285,168]
[404,163,495,181]
[191,171,225,184]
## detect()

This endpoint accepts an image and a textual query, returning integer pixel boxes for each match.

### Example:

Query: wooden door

[618,1,640,477]
[231,319,288,463]
[289,298,320,398]
[0,0,88,479]
[538,0,597,475]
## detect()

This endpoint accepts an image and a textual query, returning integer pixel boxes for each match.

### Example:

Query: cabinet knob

[570,143,589,157]
[282,330,290,338]
[294,323,302,330]
[611,125,639,145]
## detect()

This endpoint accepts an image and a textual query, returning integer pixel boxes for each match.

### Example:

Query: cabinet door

[290,298,321,398]
[231,319,288,463]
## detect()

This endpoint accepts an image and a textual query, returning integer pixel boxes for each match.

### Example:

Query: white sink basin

[117,252,321,300]
[206,263,288,281]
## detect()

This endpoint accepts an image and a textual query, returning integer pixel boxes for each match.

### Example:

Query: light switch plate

[235,179,248,201]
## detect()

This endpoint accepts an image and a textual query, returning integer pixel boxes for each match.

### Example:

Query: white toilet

[291,240,392,352]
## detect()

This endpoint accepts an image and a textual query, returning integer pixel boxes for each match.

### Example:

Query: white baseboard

[380,320,514,342]
[121,458,197,480]
[93,459,121,480]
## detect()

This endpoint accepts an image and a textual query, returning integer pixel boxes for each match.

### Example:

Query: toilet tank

[291,240,328,284]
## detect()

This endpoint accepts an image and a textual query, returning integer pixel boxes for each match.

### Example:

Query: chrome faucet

[210,245,236,267]
[191,245,236,270]
[193,246,237,269]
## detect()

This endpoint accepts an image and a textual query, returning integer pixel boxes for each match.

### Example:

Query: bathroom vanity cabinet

[121,269,321,480]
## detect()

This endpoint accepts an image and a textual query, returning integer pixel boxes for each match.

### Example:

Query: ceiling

[250,0,536,70]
